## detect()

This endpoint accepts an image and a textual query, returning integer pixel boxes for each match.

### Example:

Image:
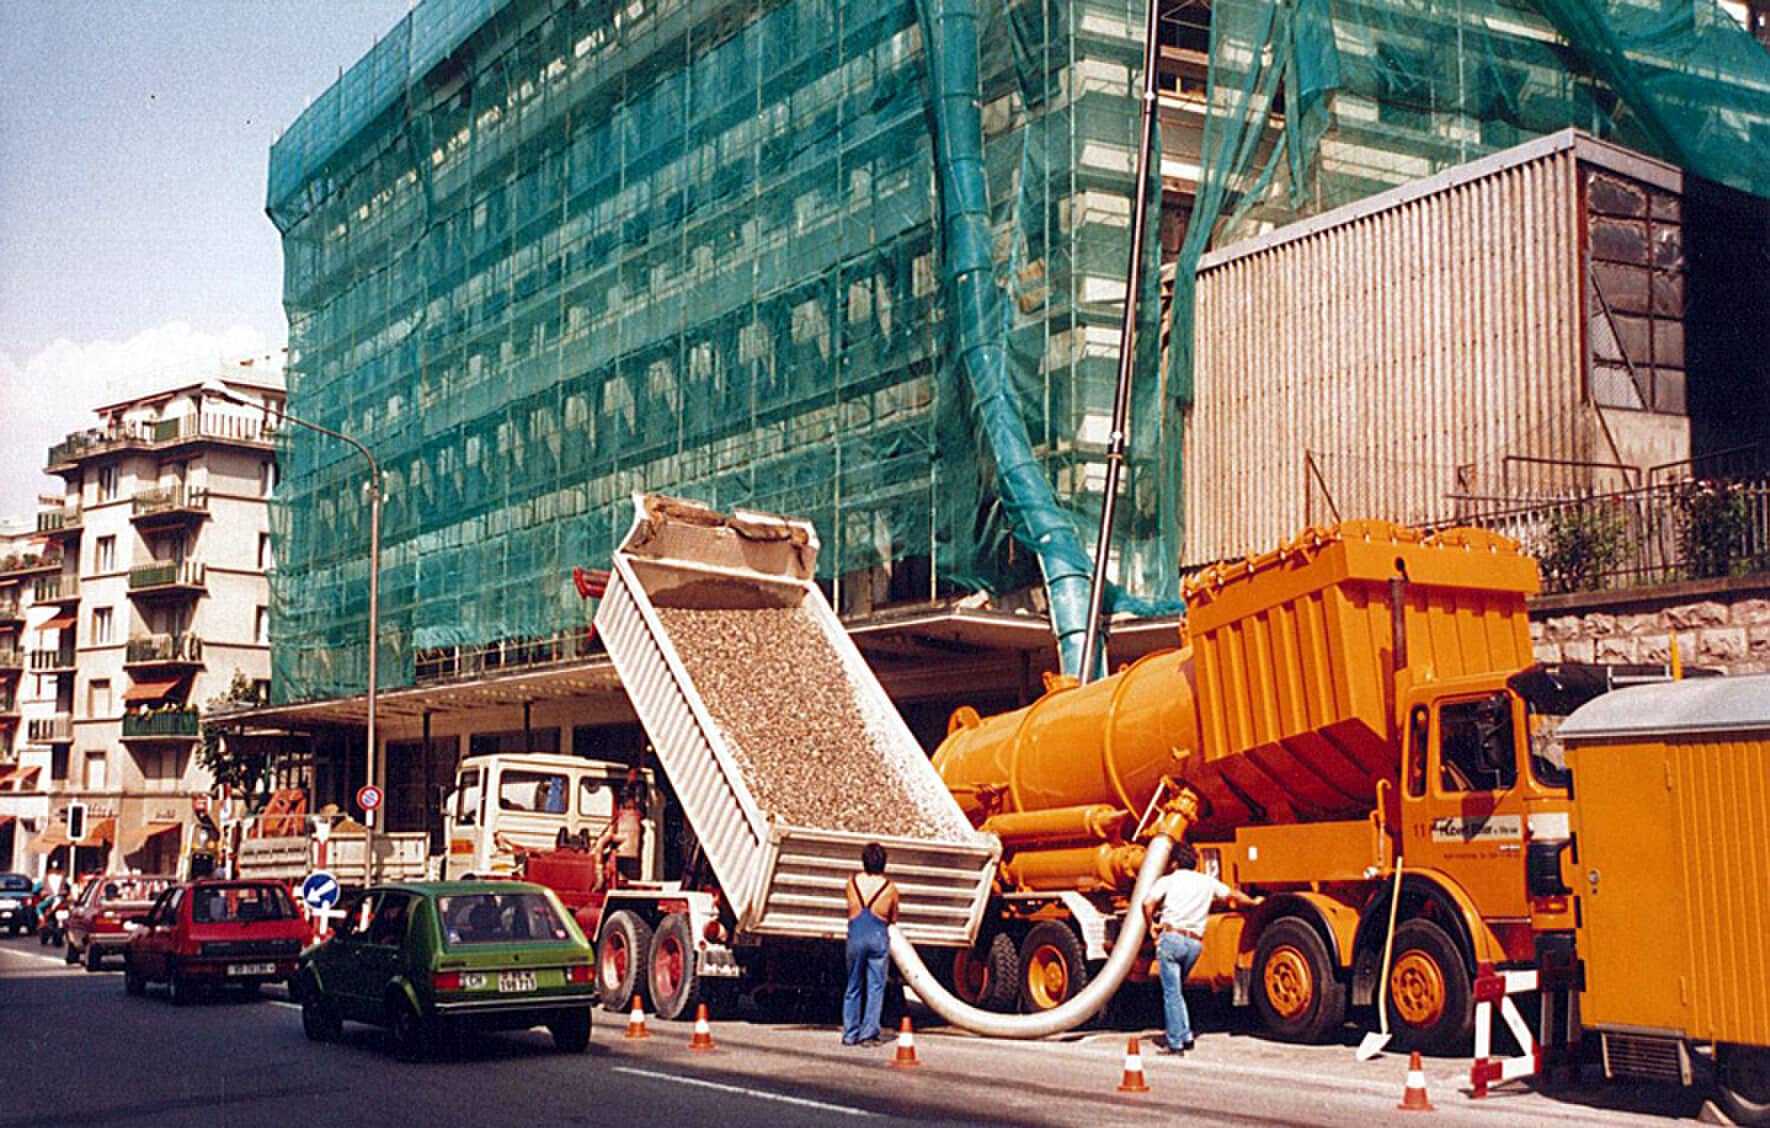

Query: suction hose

[887,834,1175,1039]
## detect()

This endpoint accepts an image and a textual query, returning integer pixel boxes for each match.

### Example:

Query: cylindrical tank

[937,521,1540,890]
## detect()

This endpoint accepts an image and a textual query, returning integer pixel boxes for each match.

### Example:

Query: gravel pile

[655,602,971,839]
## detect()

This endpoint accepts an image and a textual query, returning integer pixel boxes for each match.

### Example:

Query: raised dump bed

[593,495,998,946]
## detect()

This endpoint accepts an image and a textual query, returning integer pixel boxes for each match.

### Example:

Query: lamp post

[202,380,381,890]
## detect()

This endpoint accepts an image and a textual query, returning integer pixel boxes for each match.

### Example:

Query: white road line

[611,1066,874,1118]
[0,946,78,968]
[269,1000,301,1011]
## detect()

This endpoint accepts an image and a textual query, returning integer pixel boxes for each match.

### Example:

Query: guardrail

[126,633,204,664]
[128,560,206,592]
[32,575,80,603]
[27,714,72,743]
[30,648,76,672]
[36,507,82,534]
[49,414,273,467]
[122,709,200,739]
[131,485,210,518]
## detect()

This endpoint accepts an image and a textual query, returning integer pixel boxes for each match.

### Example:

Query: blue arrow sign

[300,870,341,911]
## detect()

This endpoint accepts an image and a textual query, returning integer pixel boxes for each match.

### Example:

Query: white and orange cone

[890,1017,920,1068]
[688,1002,716,1051]
[1397,1051,1435,1112]
[624,994,650,1039]
[1117,1036,1150,1093]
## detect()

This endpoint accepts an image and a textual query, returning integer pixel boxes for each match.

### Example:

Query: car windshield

[94,877,175,904]
[191,884,298,923]
[438,892,572,946]
[0,874,31,893]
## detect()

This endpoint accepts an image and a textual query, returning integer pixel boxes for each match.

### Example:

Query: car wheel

[1384,918,1474,1054]
[1019,921,1090,1013]
[168,972,200,1007]
[84,944,104,972]
[301,991,343,1042]
[1252,917,1348,1043]
[389,997,436,1062]
[39,927,49,947]
[647,913,702,1022]
[597,909,653,1014]
[549,1006,593,1053]
[65,940,80,966]
[123,958,146,997]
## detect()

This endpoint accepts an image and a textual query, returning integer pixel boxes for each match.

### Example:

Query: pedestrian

[842,841,898,1046]
[1142,842,1262,1055]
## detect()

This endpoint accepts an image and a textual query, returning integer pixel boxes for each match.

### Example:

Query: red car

[124,880,309,1003]
[66,874,177,970]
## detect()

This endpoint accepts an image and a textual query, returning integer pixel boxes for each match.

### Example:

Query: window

[361,891,413,947]
[259,460,277,498]
[1406,705,1429,799]
[579,778,613,819]
[454,769,482,826]
[92,607,112,645]
[498,769,569,813]
[258,533,272,570]
[97,466,117,502]
[1438,696,1517,793]
[95,535,116,573]
[439,891,571,946]
[255,606,269,645]
[87,679,111,717]
[191,883,297,924]
[83,752,106,791]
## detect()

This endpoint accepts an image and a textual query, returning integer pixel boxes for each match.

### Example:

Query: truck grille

[1602,1033,1689,1085]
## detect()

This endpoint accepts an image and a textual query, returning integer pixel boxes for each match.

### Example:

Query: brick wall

[1530,574,1770,675]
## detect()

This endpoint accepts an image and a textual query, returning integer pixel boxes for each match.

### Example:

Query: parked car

[295,880,594,1059]
[124,880,310,1004]
[0,873,37,936]
[66,875,176,970]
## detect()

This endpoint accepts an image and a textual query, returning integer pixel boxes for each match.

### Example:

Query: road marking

[270,1000,301,1011]
[611,1066,874,1118]
[0,945,80,968]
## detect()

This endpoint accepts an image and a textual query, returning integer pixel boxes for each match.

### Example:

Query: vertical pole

[364,473,381,889]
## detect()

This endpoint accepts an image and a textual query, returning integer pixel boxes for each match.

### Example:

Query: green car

[295,880,595,1059]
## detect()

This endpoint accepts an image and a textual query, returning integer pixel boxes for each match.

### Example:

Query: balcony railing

[32,575,79,604]
[128,560,206,594]
[49,413,273,468]
[0,692,17,715]
[0,552,62,579]
[125,633,203,666]
[30,647,76,672]
[0,596,21,621]
[27,714,72,743]
[131,485,210,521]
[0,647,23,672]
[36,506,82,535]
[122,708,200,740]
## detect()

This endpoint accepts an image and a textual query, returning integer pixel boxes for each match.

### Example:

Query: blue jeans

[843,914,889,1043]
[1156,931,1203,1050]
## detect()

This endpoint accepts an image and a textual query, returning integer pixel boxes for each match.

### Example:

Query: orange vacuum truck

[925,519,1767,1114]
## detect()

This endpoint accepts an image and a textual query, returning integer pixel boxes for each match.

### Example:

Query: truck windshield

[438,892,573,946]
[1508,666,1613,789]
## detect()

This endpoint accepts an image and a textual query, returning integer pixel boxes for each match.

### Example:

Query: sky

[0,0,415,518]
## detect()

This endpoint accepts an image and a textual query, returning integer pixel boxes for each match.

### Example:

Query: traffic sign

[300,870,341,911]
[356,785,383,812]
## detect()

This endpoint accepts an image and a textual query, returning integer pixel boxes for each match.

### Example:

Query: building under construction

[248,0,1770,827]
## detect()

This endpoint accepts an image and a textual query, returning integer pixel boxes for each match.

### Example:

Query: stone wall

[1530,574,1770,676]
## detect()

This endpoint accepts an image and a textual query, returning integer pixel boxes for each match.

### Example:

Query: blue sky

[0,1,413,516]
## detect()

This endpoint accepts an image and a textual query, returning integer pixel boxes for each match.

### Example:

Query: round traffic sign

[300,870,341,911]
[356,784,383,812]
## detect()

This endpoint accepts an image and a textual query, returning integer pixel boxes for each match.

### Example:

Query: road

[0,935,1713,1127]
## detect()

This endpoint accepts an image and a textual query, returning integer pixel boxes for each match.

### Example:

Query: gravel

[654,602,972,840]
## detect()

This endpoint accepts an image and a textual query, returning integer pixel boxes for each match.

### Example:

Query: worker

[841,842,899,1046]
[1141,842,1263,1055]
[611,769,645,881]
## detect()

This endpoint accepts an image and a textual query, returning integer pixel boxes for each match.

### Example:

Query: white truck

[440,752,662,880]
[231,791,429,885]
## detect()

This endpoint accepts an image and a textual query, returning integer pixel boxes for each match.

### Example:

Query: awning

[124,677,185,704]
[118,820,181,856]
[28,823,68,853]
[80,817,115,846]
[0,814,15,828]
[0,765,40,792]
[40,613,76,632]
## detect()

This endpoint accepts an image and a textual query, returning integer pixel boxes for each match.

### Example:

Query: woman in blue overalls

[842,842,899,1045]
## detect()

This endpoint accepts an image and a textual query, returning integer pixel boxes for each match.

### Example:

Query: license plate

[228,962,276,977]
[497,970,537,993]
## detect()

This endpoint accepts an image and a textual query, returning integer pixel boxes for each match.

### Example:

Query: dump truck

[915,519,1769,1117]
[231,788,429,885]
[560,496,997,1021]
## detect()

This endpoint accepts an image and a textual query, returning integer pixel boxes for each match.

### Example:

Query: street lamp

[202,379,382,890]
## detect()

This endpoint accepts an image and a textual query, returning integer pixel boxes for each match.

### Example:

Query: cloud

[0,321,281,518]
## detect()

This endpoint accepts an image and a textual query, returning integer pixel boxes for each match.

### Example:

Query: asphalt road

[0,935,1714,1127]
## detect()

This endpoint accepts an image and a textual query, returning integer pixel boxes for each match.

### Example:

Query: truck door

[444,768,484,881]
[1403,692,1530,924]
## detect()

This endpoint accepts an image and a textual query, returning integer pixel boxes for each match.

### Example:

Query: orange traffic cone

[624,995,650,1039]
[688,1002,716,1051]
[1117,1036,1150,1093]
[1397,1051,1435,1112]
[890,1017,920,1068]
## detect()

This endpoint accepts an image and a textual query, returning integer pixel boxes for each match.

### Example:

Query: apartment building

[23,368,284,876]
[0,515,54,875]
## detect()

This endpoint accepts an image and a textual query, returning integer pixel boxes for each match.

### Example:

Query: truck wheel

[1019,921,1089,1013]
[597,910,653,1015]
[647,913,701,1022]
[1252,918,1347,1043]
[1384,918,1473,1054]
[951,932,1019,1012]
[1717,1044,1770,1127]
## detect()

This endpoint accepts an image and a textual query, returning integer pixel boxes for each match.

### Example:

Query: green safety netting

[1161,0,1770,552]
[266,0,1171,701]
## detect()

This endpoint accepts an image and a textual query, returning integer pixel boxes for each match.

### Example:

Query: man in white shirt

[1141,841,1262,1054]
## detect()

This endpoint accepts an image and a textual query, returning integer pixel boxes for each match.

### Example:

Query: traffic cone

[624,995,650,1040]
[688,1003,716,1051]
[889,1017,920,1068]
[1397,1051,1435,1112]
[1117,1036,1150,1093]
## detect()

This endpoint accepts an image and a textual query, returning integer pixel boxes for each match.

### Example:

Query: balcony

[0,647,22,675]
[125,632,204,670]
[32,575,80,605]
[49,414,273,471]
[131,485,210,528]
[0,552,62,580]
[121,707,201,742]
[128,560,206,600]
[27,714,73,744]
[0,692,17,722]
[36,505,83,540]
[30,647,76,674]
[0,596,21,625]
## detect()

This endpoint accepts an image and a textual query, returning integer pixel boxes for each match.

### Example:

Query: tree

[197,671,272,805]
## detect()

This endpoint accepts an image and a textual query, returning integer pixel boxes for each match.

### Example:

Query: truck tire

[1019,921,1089,1013]
[1717,1044,1770,1127]
[597,910,653,1015]
[647,913,701,1022]
[1384,918,1474,1054]
[951,932,1019,1012]
[1252,917,1347,1043]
